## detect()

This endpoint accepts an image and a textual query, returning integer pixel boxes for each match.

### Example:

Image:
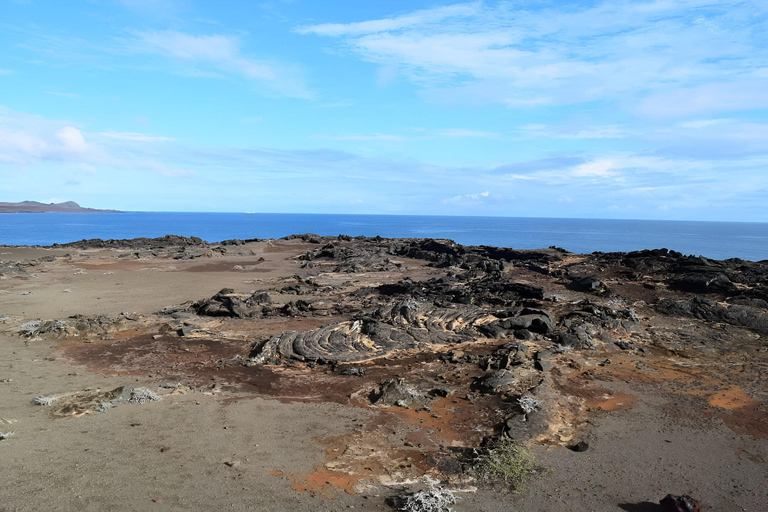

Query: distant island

[0,201,121,213]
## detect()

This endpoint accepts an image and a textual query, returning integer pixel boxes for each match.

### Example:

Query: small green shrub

[473,437,539,491]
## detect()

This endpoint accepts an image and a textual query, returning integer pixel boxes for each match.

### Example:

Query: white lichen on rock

[96,401,114,413]
[518,396,540,415]
[127,388,161,403]
[19,320,41,336]
[33,395,58,406]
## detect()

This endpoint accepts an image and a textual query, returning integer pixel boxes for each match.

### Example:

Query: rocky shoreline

[1,235,765,510]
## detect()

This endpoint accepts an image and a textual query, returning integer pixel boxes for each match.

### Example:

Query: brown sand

[1,240,766,511]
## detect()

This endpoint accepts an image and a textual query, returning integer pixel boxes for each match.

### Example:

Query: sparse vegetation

[473,437,539,491]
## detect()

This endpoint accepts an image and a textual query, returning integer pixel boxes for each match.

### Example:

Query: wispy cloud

[310,128,499,142]
[312,101,357,109]
[0,69,13,75]
[117,0,185,19]
[299,1,768,113]
[127,29,312,98]
[44,91,80,98]
[296,4,479,37]
[438,128,497,138]
[309,133,406,142]
[442,190,490,206]
[516,124,634,139]
[100,131,175,142]
[2,106,766,219]
[572,159,619,178]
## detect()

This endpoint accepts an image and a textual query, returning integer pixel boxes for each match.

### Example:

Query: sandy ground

[1,241,766,511]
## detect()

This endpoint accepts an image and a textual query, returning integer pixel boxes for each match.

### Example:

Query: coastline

[2,215,766,260]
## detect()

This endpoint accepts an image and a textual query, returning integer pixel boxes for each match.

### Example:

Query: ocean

[0,212,766,261]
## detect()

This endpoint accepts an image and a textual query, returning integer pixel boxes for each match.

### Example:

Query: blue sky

[1,0,767,220]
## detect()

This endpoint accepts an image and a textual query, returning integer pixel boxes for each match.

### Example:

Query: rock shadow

[618,502,662,512]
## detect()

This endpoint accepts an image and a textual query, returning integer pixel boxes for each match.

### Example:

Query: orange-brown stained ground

[707,386,759,410]
[58,327,510,497]
[557,368,638,414]
[381,396,461,445]
[268,468,362,499]
[585,392,637,412]
[185,260,270,273]
[267,426,431,498]
[580,352,767,438]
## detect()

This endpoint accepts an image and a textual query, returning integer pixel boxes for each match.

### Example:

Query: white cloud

[517,124,634,139]
[678,119,729,129]
[127,30,311,98]
[572,159,618,178]
[309,133,406,142]
[56,127,88,153]
[0,69,13,75]
[502,174,538,181]
[299,1,768,113]
[638,81,768,117]
[310,128,499,142]
[153,166,196,178]
[438,129,497,138]
[0,108,96,165]
[442,190,490,205]
[296,4,479,37]
[100,131,176,142]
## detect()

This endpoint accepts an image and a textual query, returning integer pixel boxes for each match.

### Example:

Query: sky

[0,0,767,221]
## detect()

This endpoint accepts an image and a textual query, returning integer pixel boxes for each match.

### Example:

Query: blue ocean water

[0,212,766,261]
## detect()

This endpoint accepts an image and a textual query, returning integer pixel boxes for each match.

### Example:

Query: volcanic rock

[659,494,701,512]
[474,368,543,396]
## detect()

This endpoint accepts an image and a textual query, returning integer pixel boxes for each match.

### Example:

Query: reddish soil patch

[72,260,175,271]
[558,371,637,413]
[718,404,768,439]
[268,468,361,499]
[186,260,270,273]
[579,352,767,438]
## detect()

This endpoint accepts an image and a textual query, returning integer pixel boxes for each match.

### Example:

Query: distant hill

[0,201,121,213]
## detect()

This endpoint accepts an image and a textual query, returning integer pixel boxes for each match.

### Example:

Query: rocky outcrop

[53,234,207,250]
[194,288,272,318]
[474,368,543,396]
[249,299,554,365]
[656,296,768,334]
[300,241,404,273]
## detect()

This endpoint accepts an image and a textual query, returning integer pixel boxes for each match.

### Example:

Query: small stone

[567,441,589,452]
[430,387,454,397]
[177,326,194,337]
[659,494,701,512]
